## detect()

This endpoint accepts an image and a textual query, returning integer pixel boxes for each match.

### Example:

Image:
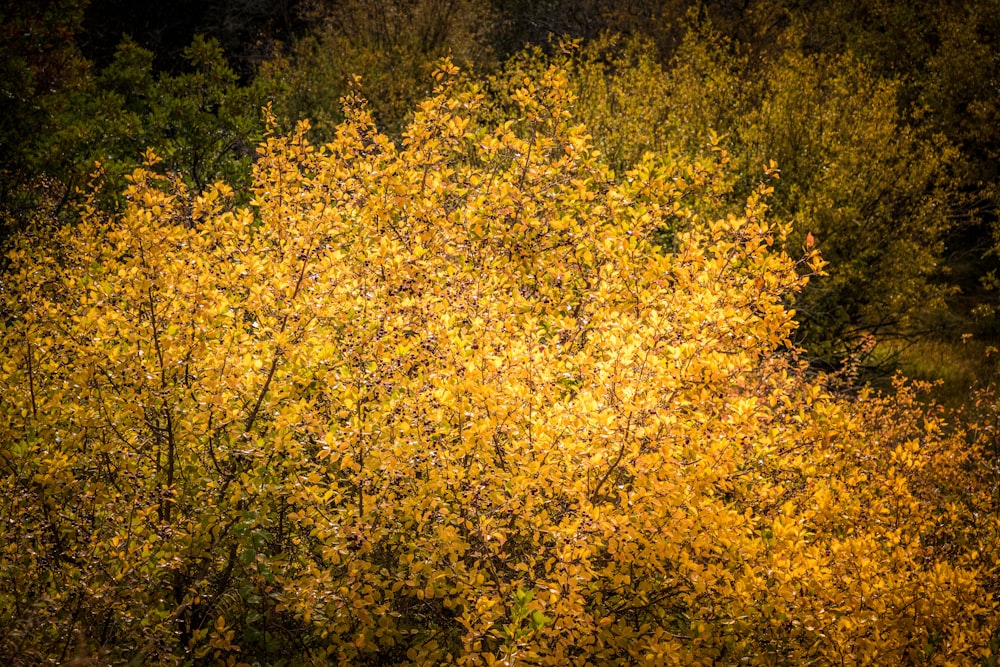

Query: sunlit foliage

[486,26,959,370]
[1,64,996,665]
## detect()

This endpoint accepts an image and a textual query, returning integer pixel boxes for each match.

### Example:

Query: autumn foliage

[1,65,997,665]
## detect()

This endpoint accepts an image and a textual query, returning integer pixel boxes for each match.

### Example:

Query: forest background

[1,0,1000,664]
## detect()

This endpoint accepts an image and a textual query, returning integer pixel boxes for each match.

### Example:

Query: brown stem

[25,332,37,420]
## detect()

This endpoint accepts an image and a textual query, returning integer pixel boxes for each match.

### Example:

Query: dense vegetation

[1,0,998,664]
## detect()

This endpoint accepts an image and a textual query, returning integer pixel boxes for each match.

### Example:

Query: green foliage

[46,35,272,209]
[742,47,958,362]
[0,29,272,245]
[918,0,1000,178]
[265,0,496,142]
[0,0,91,236]
[787,0,1000,356]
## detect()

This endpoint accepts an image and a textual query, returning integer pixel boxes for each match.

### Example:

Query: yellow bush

[0,64,995,665]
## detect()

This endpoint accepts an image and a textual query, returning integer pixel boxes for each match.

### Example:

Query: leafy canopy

[1,63,996,665]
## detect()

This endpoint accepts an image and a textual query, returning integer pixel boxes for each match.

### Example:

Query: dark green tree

[264,0,497,143]
[1,27,273,244]
[0,0,91,238]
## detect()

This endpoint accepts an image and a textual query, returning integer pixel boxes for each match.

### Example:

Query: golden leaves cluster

[0,63,995,665]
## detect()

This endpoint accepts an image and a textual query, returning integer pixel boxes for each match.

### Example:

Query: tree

[0,0,91,240]
[741,47,958,367]
[1,63,996,665]
[40,35,272,212]
[0,22,273,249]
[265,0,497,143]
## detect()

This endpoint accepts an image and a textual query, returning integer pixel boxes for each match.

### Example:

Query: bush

[0,63,995,665]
